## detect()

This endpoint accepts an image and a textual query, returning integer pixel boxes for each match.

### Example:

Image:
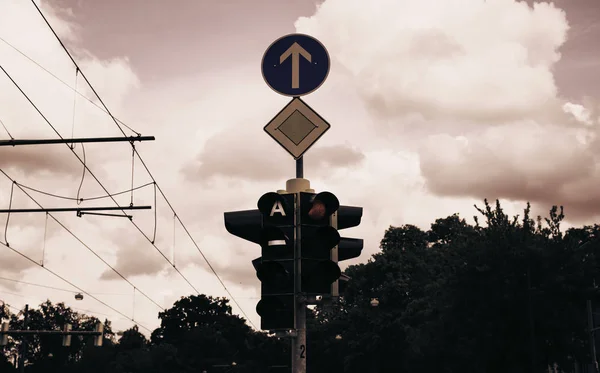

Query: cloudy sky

[0,0,599,335]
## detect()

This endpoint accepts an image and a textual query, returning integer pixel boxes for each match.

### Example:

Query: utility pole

[19,304,28,373]
[588,300,598,373]
[527,268,536,373]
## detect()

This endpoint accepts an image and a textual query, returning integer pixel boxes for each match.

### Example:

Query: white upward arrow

[280,42,312,89]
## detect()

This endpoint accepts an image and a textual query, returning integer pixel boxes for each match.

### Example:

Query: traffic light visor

[256,261,291,285]
[256,297,286,317]
[301,192,339,224]
[310,192,339,219]
[303,260,341,289]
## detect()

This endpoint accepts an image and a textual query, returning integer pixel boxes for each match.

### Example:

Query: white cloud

[294,0,600,222]
[1,0,598,337]
[296,0,569,123]
[563,102,593,125]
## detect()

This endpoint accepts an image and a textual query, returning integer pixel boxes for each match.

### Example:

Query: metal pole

[588,300,598,372]
[527,267,536,373]
[0,205,151,213]
[292,191,306,373]
[296,157,303,179]
[0,136,155,147]
[19,304,28,373]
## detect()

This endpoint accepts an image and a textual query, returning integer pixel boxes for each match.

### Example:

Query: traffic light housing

[254,192,296,331]
[299,192,341,295]
[224,188,363,331]
[299,192,363,297]
[224,192,296,331]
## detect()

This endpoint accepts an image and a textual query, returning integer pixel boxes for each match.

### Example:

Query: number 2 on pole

[300,344,306,358]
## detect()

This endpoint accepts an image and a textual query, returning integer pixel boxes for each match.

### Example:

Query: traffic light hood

[260,226,290,248]
[337,206,363,230]
[338,237,364,261]
[300,191,339,224]
[224,209,262,244]
[256,261,291,284]
[311,192,339,217]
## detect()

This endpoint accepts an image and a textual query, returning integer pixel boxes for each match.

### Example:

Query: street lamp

[370,298,379,307]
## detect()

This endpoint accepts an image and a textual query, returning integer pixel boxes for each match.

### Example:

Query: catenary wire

[0,276,130,296]
[17,181,155,202]
[0,300,21,313]
[0,290,127,320]
[0,35,136,135]
[0,169,165,313]
[0,241,152,333]
[0,65,200,298]
[22,2,257,329]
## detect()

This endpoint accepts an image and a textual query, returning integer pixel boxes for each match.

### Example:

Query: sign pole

[292,184,306,373]
[292,293,307,373]
[261,33,331,373]
[296,156,303,179]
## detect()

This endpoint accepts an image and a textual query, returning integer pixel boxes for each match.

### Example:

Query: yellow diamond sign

[264,98,331,159]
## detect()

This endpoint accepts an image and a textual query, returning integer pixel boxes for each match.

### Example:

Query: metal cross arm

[0,205,151,213]
[2,330,102,336]
[0,135,155,147]
[1,322,104,347]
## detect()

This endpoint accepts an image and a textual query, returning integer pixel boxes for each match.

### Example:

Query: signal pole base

[291,298,307,373]
[286,178,314,193]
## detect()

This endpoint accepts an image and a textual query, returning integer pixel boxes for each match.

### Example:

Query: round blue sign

[261,33,330,97]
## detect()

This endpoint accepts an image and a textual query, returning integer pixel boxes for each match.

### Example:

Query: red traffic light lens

[308,201,327,220]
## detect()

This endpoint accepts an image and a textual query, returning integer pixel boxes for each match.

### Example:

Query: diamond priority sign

[264,98,331,160]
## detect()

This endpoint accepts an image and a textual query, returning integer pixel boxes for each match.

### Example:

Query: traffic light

[224,192,296,331]
[62,323,72,346]
[94,323,104,346]
[299,192,363,297]
[299,192,340,295]
[224,188,363,330]
[254,192,296,331]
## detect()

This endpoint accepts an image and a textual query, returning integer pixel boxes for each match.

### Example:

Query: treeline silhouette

[1,200,599,373]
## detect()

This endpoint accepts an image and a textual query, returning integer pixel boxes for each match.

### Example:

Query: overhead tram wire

[0,241,153,333]
[17,181,155,202]
[0,301,21,313]
[28,1,257,329]
[0,169,165,313]
[0,290,128,320]
[0,66,201,298]
[0,276,130,296]
[0,35,137,135]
